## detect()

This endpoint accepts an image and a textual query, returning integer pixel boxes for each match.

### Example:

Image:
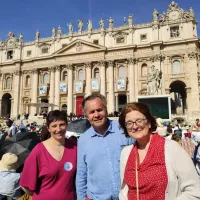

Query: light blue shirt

[76,119,133,200]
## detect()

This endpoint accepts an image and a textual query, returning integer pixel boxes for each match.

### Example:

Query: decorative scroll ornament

[6,32,18,48]
[159,1,195,22]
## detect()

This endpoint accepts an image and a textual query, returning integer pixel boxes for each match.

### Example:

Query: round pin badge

[64,162,73,171]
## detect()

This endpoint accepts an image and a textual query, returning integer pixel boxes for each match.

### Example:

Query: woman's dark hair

[119,102,157,137]
[40,125,50,141]
[46,110,68,128]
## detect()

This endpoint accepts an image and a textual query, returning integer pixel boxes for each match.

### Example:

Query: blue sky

[0,0,199,42]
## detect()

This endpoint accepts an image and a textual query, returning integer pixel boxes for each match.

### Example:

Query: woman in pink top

[20,110,77,200]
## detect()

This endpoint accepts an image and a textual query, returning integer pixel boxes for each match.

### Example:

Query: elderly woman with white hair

[156,118,167,137]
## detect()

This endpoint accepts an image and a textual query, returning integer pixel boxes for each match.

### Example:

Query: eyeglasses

[125,118,147,129]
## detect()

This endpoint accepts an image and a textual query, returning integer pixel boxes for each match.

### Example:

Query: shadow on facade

[1,93,11,117]
[170,81,187,115]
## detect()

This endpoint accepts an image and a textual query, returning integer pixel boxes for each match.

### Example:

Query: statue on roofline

[78,20,84,32]
[99,18,104,29]
[67,23,73,33]
[108,17,114,29]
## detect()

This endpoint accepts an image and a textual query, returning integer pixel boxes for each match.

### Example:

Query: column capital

[84,62,92,68]
[22,70,30,75]
[55,65,60,71]
[14,70,21,76]
[31,68,38,74]
[98,60,106,67]
[188,52,198,60]
[107,60,114,66]
[127,57,134,64]
[48,66,56,72]
[66,64,73,70]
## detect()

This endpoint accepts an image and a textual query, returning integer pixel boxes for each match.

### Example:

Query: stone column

[85,62,92,96]
[67,64,73,115]
[13,70,21,118]
[18,71,24,116]
[134,59,139,97]
[54,66,61,110]
[107,60,115,114]
[48,66,55,111]
[115,93,119,112]
[0,74,3,91]
[128,58,135,102]
[31,68,38,115]
[187,53,199,112]
[10,98,14,118]
[99,61,106,96]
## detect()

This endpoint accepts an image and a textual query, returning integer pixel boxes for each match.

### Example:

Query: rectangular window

[116,37,125,44]
[93,40,99,45]
[7,50,13,60]
[27,50,32,57]
[140,34,147,41]
[170,26,180,38]
[41,48,48,54]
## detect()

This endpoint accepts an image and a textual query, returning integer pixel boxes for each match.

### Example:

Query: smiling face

[85,97,108,134]
[125,110,151,140]
[47,120,67,141]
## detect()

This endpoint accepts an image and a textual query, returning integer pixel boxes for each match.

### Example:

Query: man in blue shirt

[76,94,133,200]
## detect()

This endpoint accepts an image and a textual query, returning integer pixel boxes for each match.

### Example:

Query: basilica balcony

[169,73,185,79]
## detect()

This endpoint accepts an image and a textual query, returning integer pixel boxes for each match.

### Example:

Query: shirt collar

[90,119,115,137]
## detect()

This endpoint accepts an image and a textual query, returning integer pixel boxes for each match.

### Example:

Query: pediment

[54,39,106,55]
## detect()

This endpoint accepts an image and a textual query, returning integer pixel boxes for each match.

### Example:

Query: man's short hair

[82,94,107,113]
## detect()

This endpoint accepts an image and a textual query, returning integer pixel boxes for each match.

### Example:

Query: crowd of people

[0,94,200,200]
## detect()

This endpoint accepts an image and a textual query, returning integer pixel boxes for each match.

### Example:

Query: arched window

[6,77,11,89]
[172,60,181,74]
[94,68,99,78]
[62,71,68,81]
[141,63,147,76]
[25,75,30,87]
[43,73,49,84]
[78,69,84,81]
[118,66,125,78]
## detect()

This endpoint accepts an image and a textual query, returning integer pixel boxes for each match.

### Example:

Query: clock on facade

[169,11,180,20]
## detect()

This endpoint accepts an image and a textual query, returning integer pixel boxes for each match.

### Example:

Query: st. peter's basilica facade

[0,1,199,120]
